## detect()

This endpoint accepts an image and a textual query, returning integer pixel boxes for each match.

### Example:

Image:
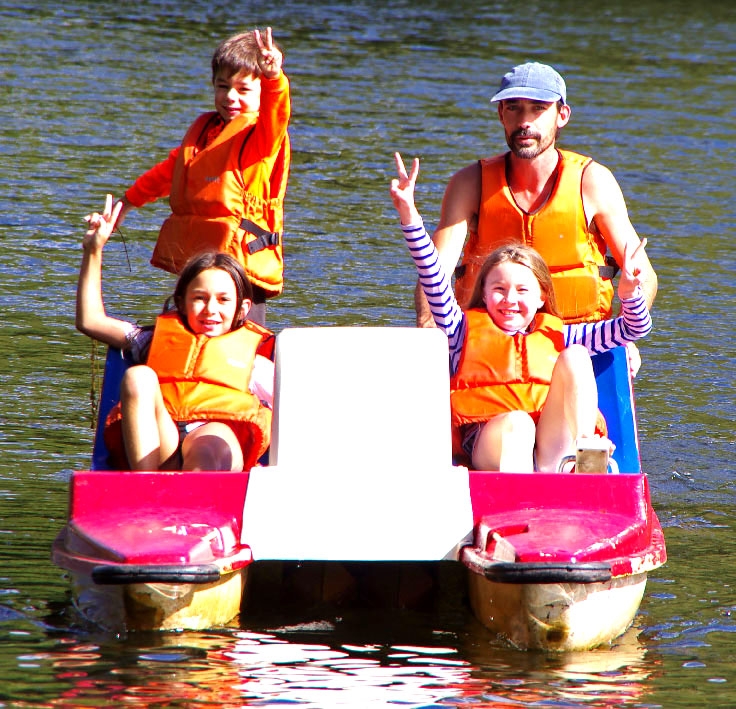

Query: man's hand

[618,237,648,301]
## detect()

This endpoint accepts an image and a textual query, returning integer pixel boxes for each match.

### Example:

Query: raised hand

[618,237,648,300]
[254,27,283,79]
[389,152,420,224]
[83,194,123,252]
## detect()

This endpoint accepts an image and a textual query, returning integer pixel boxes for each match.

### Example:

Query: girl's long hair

[166,251,253,331]
[465,242,560,318]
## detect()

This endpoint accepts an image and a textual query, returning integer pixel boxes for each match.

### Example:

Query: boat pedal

[558,438,618,474]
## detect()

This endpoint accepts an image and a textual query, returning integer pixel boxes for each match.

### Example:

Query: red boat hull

[461,472,667,650]
[52,471,253,631]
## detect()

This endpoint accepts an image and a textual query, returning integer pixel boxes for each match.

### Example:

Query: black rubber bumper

[91,564,221,585]
[480,561,612,584]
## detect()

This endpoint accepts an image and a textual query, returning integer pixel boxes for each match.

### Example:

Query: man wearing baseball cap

[415,61,657,354]
[490,61,568,104]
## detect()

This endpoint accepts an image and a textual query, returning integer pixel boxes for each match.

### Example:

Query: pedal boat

[52,327,666,647]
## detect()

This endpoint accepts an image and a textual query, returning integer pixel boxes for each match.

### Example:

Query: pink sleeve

[249,354,275,409]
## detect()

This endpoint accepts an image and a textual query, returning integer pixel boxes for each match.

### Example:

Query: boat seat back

[269,326,452,468]
[592,347,641,473]
[92,347,133,470]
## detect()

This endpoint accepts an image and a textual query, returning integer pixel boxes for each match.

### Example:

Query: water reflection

[31,622,663,708]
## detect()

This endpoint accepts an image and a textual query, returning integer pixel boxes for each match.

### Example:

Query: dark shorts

[163,421,205,469]
[169,420,256,469]
[460,423,483,461]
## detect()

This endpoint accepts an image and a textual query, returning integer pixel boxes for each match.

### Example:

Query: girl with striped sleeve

[390,153,652,473]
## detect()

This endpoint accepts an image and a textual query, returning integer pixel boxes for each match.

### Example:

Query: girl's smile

[482,261,545,333]
[183,268,245,336]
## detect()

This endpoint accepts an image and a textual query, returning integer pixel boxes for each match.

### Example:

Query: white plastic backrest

[269,327,452,468]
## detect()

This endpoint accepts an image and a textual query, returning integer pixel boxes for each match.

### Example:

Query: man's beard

[507,128,555,159]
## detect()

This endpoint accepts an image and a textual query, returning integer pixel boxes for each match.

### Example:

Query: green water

[1,0,734,706]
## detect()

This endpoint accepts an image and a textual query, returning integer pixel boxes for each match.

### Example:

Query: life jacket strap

[241,219,281,254]
[600,256,619,280]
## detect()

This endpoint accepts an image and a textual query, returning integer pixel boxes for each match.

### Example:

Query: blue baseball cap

[491,62,567,105]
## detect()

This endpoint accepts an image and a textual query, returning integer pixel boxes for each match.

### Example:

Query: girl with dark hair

[77,195,274,472]
[390,154,652,473]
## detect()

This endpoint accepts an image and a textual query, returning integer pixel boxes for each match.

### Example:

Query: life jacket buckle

[241,219,281,254]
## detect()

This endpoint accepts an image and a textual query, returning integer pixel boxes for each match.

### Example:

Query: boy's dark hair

[211,30,280,82]
[168,251,254,331]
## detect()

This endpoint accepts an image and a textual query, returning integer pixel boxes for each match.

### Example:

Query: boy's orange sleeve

[254,72,291,157]
[124,147,180,207]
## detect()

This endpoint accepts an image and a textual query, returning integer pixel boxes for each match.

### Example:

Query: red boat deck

[60,471,251,566]
[468,472,666,577]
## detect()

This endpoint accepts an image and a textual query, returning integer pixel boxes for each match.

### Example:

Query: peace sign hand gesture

[389,152,421,225]
[618,237,648,300]
[254,27,283,79]
[83,194,123,253]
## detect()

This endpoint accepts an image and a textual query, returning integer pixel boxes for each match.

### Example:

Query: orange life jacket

[151,91,291,295]
[145,313,274,469]
[454,149,613,323]
[451,310,564,440]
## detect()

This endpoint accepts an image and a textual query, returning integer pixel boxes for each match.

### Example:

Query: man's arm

[415,162,481,327]
[583,161,658,311]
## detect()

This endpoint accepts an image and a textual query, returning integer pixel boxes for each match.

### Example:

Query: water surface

[1,0,734,706]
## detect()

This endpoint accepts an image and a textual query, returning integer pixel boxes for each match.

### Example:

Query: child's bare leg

[472,411,536,472]
[181,422,244,471]
[535,345,598,472]
[120,365,179,470]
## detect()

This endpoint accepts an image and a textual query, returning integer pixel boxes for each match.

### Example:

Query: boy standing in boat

[113,27,290,325]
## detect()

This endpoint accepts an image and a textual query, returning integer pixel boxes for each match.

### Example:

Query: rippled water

[1,0,735,706]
